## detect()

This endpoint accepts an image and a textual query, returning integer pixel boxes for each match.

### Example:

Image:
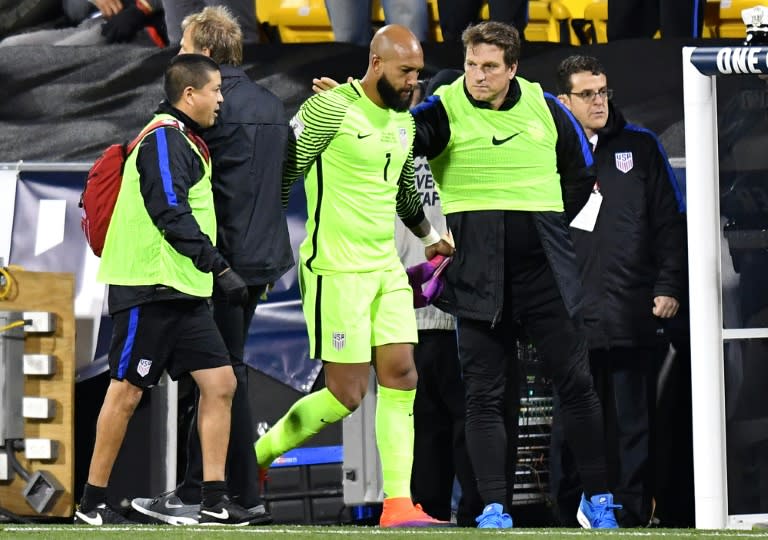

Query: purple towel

[406,255,451,308]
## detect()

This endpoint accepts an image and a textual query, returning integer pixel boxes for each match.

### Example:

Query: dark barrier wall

[0,38,736,163]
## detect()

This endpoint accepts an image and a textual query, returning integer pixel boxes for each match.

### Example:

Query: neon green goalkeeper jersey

[283,80,422,274]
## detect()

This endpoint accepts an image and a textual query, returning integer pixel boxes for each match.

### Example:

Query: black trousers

[655,324,694,527]
[411,329,483,526]
[550,345,666,527]
[607,0,705,40]
[437,0,528,42]
[176,285,265,506]
[458,212,606,510]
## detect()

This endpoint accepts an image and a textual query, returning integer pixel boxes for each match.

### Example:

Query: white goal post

[683,45,768,530]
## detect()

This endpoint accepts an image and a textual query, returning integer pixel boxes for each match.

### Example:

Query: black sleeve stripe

[281,90,350,207]
[396,140,423,224]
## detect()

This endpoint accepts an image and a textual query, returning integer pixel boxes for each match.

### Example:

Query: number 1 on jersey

[383,152,391,182]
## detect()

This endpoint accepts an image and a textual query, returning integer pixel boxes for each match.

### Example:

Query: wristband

[419,226,441,246]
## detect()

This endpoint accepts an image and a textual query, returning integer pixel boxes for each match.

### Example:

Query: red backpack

[79,119,208,256]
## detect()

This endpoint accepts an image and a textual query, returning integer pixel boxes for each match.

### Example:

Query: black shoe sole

[248,514,274,526]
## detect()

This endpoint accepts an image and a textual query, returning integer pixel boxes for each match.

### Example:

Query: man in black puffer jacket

[551,54,687,528]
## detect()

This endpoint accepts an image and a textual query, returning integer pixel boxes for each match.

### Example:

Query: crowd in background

[0,0,708,47]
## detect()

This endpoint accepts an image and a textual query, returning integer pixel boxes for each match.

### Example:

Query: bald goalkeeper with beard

[253,24,454,528]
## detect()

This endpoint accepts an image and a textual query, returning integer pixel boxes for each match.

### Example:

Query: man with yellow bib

[76,54,252,526]
[410,21,620,529]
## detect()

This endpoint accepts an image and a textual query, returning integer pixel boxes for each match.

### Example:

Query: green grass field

[3,526,768,539]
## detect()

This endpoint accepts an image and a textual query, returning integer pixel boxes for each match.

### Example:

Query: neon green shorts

[299,264,418,363]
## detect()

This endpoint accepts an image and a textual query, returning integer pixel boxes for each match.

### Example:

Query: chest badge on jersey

[615,152,634,173]
[398,127,409,150]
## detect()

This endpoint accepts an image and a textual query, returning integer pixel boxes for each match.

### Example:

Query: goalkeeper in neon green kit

[253,24,454,527]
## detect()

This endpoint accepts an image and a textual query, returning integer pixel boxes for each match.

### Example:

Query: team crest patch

[615,152,633,173]
[289,116,305,139]
[137,358,153,377]
[332,331,346,351]
[398,127,409,150]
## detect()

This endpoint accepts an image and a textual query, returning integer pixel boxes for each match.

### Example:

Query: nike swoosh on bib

[201,508,229,520]
[357,133,372,139]
[492,133,522,145]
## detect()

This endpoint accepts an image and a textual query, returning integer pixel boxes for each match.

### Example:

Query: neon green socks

[375,385,416,499]
[254,383,417,501]
[254,387,351,467]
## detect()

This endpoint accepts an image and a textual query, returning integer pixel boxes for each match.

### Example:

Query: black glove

[145,10,168,47]
[215,268,248,306]
[101,4,148,43]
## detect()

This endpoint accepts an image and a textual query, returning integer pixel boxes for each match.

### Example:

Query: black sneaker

[247,503,273,525]
[74,503,136,525]
[199,496,252,526]
[131,491,200,525]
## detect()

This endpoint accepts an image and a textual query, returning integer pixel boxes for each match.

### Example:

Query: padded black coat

[570,102,687,349]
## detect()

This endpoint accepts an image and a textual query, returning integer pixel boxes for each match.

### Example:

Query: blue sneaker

[577,493,621,529]
[475,503,513,528]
